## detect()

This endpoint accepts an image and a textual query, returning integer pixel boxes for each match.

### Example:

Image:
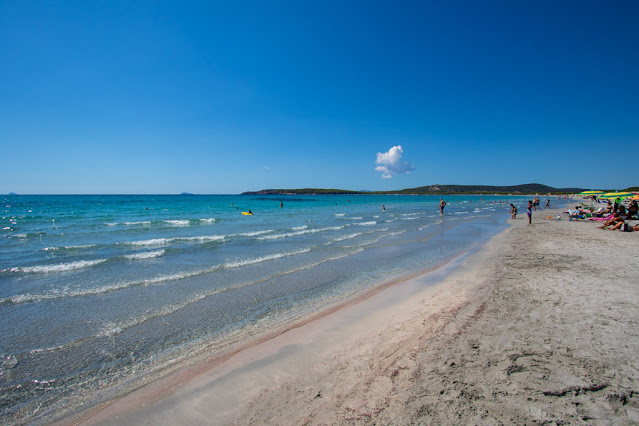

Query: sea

[0,194,556,423]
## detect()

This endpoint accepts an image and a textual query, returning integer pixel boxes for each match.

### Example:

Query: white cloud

[375,145,414,178]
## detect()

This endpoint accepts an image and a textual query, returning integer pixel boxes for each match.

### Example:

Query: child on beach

[527,200,533,224]
[510,203,517,219]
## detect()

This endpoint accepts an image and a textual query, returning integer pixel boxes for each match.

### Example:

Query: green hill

[242,183,586,196]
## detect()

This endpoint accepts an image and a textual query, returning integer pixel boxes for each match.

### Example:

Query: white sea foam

[123,235,225,246]
[354,221,377,226]
[164,220,190,226]
[291,225,308,230]
[106,221,152,226]
[223,248,311,268]
[42,244,96,252]
[3,247,314,304]
[2,259,108,274]
[238,230,274,237]
[325,232,363,244]
[199,218,216,224]
[124,250,165,260]
[179,235,226,243]
[0,265,222,305]
[257,226,343,240]
[124,238,171,246]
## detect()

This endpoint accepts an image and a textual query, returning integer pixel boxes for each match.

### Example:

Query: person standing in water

[439,199,447,215]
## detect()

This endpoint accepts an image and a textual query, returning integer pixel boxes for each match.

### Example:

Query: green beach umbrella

[599,192,634,199]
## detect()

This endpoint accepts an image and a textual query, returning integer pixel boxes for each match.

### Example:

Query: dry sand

[78,208,639,425]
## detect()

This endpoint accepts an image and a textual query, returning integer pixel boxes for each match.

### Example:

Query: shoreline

[62,245,484,425]
[61,217,506,425]
[233,208,639,424]
[69,205,639,424]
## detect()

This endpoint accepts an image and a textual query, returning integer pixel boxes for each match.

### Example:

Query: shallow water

[0,194,543,423]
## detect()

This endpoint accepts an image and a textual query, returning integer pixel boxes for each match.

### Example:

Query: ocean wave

[354,221,377,226]
[1,259,108,274]
[257,226,343,240]
[124,238,172,246]
[419,221,443,231]
[105,218,215,227]
[122,235,226,246]
[342,230,406,249]
[42,244,97,252]
[178,235,226,243]
[223,248,311,268]
[20,247,366,355]
[164,220,190,227]
[0,266,222,306]
[0,248,312,306]
[325,232,363,244]
[124,250,165,260]
[238,230,274,237]
[334,213,345,217]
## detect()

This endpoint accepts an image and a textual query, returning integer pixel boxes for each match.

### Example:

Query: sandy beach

[74,207,639,425]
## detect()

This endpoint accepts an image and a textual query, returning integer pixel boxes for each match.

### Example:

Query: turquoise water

[0,194,544,423]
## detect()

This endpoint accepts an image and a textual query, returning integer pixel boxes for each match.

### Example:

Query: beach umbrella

[577,191,605,195]
[599,192,634,200]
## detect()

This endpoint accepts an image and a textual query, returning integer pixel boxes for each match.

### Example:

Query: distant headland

[242,183,587,196]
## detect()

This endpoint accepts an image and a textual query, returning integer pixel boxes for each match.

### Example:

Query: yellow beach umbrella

[577,191,605,196]
[599,192,634,199]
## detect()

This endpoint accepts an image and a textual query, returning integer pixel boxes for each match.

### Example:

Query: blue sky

[1,1,638,194]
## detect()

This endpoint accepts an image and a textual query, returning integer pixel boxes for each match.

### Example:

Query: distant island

[242,183,587,196]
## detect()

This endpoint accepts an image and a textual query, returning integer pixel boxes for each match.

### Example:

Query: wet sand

[74,208,639,425]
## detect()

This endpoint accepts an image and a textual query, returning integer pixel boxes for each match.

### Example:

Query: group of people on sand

[564,197,639,232]
[530,197,551,211]
[598,199,639,232]
[509,198,551,225]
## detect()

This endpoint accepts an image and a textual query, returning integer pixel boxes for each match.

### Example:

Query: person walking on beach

[527,200,533,225]
[439,199,447,215]
[544,199,551,209]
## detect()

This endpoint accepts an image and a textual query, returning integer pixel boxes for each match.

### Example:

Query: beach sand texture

[81,209,639,425]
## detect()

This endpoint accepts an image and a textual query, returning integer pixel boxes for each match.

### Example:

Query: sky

[1,1,638,194]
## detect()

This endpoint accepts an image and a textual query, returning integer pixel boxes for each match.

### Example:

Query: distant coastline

[242,183,587,196]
